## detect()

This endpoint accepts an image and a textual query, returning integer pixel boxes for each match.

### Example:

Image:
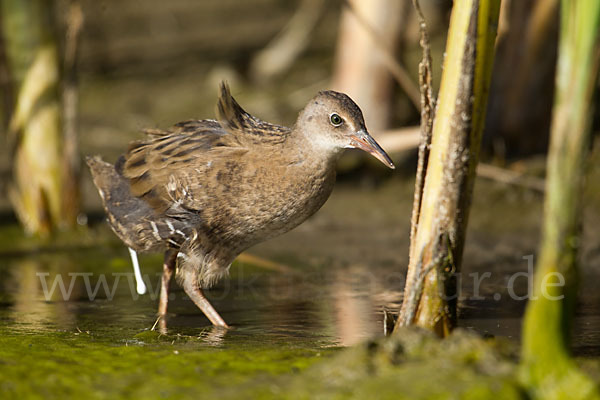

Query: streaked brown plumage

[87,82,394,328]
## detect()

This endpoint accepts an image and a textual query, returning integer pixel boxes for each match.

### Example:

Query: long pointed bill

[349,130,395,169]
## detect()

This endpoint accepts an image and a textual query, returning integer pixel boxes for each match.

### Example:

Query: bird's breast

[203,156,336,250]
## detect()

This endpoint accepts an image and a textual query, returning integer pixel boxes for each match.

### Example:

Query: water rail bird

[88,82,394,328]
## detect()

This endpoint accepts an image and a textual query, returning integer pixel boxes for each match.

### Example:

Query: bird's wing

[119,119,247,215]
[216,82,290,145]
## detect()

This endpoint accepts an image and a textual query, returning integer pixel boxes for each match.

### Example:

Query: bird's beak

[349,130,395,169]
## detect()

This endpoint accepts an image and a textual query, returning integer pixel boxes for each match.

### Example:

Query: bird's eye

[330,113,343,127]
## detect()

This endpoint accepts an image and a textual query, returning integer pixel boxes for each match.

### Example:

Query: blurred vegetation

[521,0,600,398]
[484,0,560,157]
[2,0,79,234]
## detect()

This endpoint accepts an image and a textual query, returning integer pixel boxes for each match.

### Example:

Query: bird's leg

[158,250,177,318]
[181,271,229,328]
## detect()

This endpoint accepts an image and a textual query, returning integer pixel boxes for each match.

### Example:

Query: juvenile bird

[87,83,394,328]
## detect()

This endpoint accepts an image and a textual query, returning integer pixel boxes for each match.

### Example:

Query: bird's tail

[86,155,162,252]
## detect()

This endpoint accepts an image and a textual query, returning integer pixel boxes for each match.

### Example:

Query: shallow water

[0,244,391,348]
[3,242,599,353]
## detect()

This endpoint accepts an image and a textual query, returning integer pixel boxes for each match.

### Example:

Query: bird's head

[296,90,395,169]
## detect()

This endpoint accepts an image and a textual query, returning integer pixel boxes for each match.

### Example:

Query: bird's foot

[151,314,169,335]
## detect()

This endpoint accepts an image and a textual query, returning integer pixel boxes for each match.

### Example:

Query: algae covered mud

[1,177,600,398]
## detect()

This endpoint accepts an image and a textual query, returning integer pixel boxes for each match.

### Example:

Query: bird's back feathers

[216,82,290,145]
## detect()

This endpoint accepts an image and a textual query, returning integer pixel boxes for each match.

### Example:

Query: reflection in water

[198,326,229,346]
[0,250,404,346]
[7,257,78,332]
[216,262,402,346]
[1,250,161,337]
[332,267,379,346]
[153,312,228,346]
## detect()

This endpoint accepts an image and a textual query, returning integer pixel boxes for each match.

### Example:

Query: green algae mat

[0,322,529,399]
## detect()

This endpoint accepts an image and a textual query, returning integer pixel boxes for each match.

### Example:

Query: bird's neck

[286,127,344,169]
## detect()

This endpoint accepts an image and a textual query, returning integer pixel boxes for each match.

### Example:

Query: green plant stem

[520,0,600,398]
